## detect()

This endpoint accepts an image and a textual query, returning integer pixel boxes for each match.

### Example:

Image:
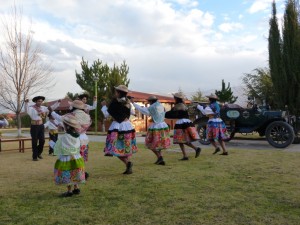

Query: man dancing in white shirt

[25,96,60,161]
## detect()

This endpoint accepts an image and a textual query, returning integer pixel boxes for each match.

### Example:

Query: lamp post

[93,76,99,134]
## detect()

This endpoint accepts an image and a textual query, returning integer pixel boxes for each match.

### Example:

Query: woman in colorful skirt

[131,96,171,165]
[165,92,201,160]
[101,85,138,174]
[53,114,85,197]
[197,94,229,155]
[50,100,91,178]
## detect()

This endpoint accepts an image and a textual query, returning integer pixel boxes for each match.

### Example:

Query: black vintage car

[189,102,299,148]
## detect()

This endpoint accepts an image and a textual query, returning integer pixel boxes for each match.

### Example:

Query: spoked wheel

[266,121,295,148]
[197,124,210,145]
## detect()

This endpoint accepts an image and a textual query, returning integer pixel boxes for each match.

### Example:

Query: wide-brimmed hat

[32,96,45,102]
[147,95,157,101]
[206,93,219,100]
[68,100,86,110]
[114,85,129,93]
[172,92,186,100]
[62,114,81,129]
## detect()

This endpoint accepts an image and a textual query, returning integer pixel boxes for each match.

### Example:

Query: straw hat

[32,96,45,102]
[206,93,219,100]
[62,114,81,129]
[114,85,129,93]
[172,92,185,100]
[68,100,86,110]
[147,95,157,101]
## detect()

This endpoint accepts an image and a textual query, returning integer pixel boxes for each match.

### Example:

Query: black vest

[107,98,131,123]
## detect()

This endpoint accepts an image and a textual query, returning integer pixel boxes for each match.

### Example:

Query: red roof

[47,98,70,111]
[128,91,175,103]
[46,90,190,110]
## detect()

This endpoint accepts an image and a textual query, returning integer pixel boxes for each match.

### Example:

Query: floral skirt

[104,121,138,157]
[80,144,89,162]
[206,120,230,142]
[173,119,200,144]
[54,154,85,185]
[145,122,171,151]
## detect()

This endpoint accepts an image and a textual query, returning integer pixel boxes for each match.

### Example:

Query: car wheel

[197,124,210,145]
[266,121,295,148]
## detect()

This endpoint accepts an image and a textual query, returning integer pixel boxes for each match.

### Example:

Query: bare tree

[0,5,54,136]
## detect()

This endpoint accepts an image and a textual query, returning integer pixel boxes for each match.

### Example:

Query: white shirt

[25,101,60,120]
[85,100,97,112]
[133,103,150,116]
[44,119,62,130]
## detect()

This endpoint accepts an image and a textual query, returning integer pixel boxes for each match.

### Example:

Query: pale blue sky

[0,0,285,104]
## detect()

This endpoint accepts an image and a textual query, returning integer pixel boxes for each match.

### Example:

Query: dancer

[131,96,170,165]
[0,116,9,128]
[53,114,85,197]
[101,85,137,174]
[44,114,62,155]
[50,100,92,178]
[165,92,201,160]
[197,94,229,155]
[25,96,60,161]
[78,94,97,114]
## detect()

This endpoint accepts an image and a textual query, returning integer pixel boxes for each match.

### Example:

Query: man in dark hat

[78,93,97,113]
[25,96,60,161]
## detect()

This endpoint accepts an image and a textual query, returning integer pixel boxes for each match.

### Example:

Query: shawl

[107,98,131,123]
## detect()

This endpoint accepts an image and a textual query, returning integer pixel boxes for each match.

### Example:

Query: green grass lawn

[0,143,300,225]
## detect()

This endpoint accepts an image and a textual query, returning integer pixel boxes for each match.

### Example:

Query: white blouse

[25,101,60,121]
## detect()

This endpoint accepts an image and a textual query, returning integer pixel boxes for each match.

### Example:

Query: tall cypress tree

[282,0,300,115]
[268,1,286,108]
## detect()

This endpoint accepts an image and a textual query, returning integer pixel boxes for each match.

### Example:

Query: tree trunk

[17,113,22,137]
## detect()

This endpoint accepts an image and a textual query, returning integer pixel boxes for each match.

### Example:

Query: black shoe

[179,157,189,161]
[85,172,89,180]
[195,147,202,158]
[104,153,113,157]
[157,160,166,165]
[213,147,220,155]
[72,189,81,195]
[123,162,133,175]
[61,192,73,197]
[220,152,229,156]
[32,158,38,161]
[38,155,43,159]
[155,157,164,165]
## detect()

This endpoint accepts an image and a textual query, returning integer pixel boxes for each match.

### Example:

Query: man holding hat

[130,95,170,165]
[25,96,60,161]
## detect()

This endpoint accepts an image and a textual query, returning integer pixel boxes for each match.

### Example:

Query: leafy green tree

[75,58,130,129]
[65,92,80,101]
[191,89,206,102]
[215,79,238,103]
[106,61,130,102]
[242,68,274,107]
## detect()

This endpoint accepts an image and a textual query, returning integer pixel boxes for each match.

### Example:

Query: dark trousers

[49,132,58,154]
[30,124,45,159]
